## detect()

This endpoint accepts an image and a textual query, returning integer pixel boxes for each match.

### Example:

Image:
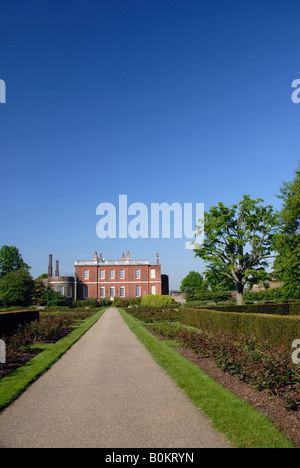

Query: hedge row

[244,286,297,302]
[140,294,176,307]
[179,308,300,350]
[186,290,233,302]
[188,302,300,316]
[124,307,179,323]
[0,310,40,335]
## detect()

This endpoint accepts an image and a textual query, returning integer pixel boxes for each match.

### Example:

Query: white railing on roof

[74,260,150,266]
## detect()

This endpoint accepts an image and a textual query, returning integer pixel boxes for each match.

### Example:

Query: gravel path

[0,308,231,448]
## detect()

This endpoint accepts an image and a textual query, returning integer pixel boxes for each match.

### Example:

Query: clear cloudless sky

[0,0,299,289]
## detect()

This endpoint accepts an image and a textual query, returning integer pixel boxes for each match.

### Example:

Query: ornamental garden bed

[0,309,97,380]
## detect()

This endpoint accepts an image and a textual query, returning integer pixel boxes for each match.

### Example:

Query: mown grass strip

[0,309,105,411]
[119,308,295,449]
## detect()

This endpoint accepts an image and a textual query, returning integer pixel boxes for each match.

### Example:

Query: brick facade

[74,251,162,300]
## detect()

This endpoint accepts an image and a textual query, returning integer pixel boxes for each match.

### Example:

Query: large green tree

[180,271,205,293]
[273,165,300,298]
[193,195,278,305]
[0,245,30,279]
[0,269,34,307]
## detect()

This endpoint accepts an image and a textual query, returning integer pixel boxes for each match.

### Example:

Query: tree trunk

[236,281,245,305]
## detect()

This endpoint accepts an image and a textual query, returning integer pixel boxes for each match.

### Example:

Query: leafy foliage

[31,279,47,305]
[125,307,179,323]
[1,310,95,363]
[274,165,300,298]
[176,328,300,411]
[193,195,278,304]
[0,246,30,279]
[0,269,34,307]
[43,287,69,307]
[180,271,206,294]
[244,286,293,302]
[185,290,233,303]
[140,294,176,307]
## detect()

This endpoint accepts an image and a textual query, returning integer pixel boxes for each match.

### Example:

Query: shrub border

[180,308,300,350]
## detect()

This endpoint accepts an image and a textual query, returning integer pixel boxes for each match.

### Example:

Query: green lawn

[0,308,105,411]
[119,308,296,449]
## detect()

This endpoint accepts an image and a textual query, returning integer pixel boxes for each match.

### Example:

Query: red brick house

[74,251,163,301]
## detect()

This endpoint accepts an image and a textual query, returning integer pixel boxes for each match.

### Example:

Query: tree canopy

[0,269,34,307]
[193,195,278,305]
[0,245,30,279]
[273,165,300,298]
[180,271,205,293]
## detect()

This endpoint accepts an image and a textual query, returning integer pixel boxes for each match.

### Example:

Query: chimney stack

[48,254,53,278]
[94,251,98,263]
[156,253,159,265]
[122,253,125,261]
[126,251,130,261]
[55,260,59,277]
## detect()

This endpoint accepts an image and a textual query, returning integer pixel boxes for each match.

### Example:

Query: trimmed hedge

[0,310,40,335]
[140,294,176,307]
[124,307,179,323]
[186,302,300,316]
[244,286,299,302]
[179,308,300,350]
[186,290,233,303]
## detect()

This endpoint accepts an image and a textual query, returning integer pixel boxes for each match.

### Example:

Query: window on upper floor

[84,270,89,280]
[100,269,105,280]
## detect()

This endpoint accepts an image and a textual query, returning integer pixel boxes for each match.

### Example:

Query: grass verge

[119,308,295,449]
[0,308,105,411]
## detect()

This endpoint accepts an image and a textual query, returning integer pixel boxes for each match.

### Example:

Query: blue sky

[0,0,299,289]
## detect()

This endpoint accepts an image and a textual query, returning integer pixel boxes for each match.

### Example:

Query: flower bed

[0,310,96,379]
[146,320,300,412]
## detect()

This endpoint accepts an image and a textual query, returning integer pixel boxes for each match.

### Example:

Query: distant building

[44,251,168,302]
[169,290,186,304]
[251,279,283,292]
[74,251,166,301]
[43,255,75,302]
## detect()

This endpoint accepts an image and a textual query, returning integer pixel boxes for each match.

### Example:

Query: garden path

[0,307,231,448]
